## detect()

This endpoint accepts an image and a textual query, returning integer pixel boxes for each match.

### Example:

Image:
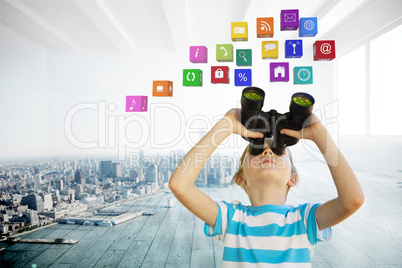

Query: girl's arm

[169,109,263,227]
[281,115,364,230]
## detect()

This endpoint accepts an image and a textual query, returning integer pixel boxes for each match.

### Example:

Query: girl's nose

[262,147,274,157]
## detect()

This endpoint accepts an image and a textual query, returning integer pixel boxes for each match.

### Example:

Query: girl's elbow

[355,192,365,208]
[347,192,365,213]
[168,178,178,193]
[168,177,186,196]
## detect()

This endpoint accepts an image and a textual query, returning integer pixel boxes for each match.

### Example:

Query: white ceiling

[0,0,401,54]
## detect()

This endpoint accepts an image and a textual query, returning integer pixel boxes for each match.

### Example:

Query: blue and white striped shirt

[204,201,332,267]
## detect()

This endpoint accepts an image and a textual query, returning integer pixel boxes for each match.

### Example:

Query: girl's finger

[238,125,263,138]
[280,129,300,138]
[246,130,264,139]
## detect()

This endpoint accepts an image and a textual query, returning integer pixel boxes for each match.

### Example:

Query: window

[338,46,366,135]
[370,25,402,135]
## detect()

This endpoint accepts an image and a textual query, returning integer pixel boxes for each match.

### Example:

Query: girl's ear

[235,173,246,187]
[287,173,298,188]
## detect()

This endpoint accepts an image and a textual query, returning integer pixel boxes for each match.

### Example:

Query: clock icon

[297,68,311,81]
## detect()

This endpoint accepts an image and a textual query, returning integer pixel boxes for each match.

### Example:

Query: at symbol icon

[320,43,332,54]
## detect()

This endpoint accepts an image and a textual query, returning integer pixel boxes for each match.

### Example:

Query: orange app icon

[153,81,173,97]
[257,17,274,38]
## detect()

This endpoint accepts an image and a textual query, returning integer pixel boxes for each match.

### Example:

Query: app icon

[280,9,299,31]
[189,46,208,63]
[294,67,313,84]
[262,41,278,59]
[257,17,274,38]
[236,49,252,66]
[285,40,303,58]
[211,66,229,84]
[299,17,318,37]
[231,22,248,41]
[270,62,289,82]
[314,40,336,61]
[126,96,148,112]
[235,69,252,86]
[216,44,233,62]
[153,81,173,97]
[183,69,203,86]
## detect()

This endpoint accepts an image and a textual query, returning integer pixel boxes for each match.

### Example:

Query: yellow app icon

[231,22,248,41]
[262,41,279,59]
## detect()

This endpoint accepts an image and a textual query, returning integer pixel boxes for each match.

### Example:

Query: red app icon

[211,66,229,84]
[313,40,336,61]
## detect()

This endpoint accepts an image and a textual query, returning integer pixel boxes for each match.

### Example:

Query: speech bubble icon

[264,43,276,51]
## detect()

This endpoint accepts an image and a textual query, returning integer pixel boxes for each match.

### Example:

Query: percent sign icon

[238,73,247,81]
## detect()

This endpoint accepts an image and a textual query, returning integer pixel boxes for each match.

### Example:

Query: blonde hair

[232,140,299,194]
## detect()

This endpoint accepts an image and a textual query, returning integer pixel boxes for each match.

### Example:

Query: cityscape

[0,150,237,238]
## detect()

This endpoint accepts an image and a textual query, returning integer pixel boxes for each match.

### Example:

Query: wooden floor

[1,145,402,267]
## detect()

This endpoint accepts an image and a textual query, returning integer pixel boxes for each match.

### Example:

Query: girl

[169,108,364,267]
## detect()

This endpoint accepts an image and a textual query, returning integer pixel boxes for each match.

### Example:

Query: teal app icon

[236,49,252,66]
[294,66,313,84]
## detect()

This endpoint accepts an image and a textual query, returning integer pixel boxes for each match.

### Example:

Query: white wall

[0,23,47,158]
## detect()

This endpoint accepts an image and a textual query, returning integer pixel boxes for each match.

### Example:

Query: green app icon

[183,69,203,86]
[236,49,252,66]
[216,44,233,62]
[294,67,313,84]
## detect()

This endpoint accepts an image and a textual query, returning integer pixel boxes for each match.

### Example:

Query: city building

[21,194,44,212]
[100,161,112,178]
[74,169,85,185]
[112,163,122,178]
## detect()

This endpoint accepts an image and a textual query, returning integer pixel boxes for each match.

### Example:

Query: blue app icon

[235,69,252,86]
[299,17,318,37]
[285,40,303,58]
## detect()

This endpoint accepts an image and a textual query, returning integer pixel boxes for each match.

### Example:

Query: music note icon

[129,99,136,111]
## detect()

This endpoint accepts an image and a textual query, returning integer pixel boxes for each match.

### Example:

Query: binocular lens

[293,96,313,107]
[244,90,264,101]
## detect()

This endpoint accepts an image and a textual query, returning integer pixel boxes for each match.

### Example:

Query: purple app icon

[126,96,148,112]
[190,46,208,63]
[270,62,289,82]
[280,9,299,31]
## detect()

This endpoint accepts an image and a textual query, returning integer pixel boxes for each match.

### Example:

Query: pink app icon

[190,46,208,63]
[126,96,148,112]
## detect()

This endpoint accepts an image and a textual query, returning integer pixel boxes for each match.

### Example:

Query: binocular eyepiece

[240,87,315,155]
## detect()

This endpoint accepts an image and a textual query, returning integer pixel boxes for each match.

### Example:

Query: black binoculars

[240,87,315,155]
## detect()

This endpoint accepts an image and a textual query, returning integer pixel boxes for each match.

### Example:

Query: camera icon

[234,27,245,34]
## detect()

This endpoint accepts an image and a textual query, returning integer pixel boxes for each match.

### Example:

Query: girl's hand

[280,113,326,143]
[223,109,264,139]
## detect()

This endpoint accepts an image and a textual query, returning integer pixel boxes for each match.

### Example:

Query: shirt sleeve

[204,201,234,241]
[300,202,332,245]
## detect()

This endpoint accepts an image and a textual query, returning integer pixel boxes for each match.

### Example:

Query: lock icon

[211,66,229,84]
[215,68,224,78]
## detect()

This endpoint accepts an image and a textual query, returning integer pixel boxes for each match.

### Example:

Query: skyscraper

[34,174,42,191]
[145,163,158,184]
[55,179,63,191]
[100,161,112,178]
[34,167,39,175]
[74,169,85,185]
[112,163,122,178]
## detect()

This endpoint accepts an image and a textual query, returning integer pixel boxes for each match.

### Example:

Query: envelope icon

[284,13,296,22]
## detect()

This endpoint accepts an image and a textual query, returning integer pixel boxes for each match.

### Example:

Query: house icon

[274,66,286,78]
